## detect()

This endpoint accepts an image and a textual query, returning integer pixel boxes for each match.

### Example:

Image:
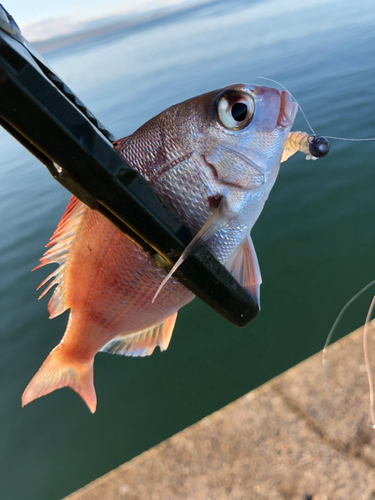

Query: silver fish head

[178,83,298,190]
[120,83,297,194]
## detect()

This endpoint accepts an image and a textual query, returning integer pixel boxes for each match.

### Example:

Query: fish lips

[249,86,297,133]
[278,90,298,128]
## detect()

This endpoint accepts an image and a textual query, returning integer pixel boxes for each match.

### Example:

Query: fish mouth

[277,91,297,128]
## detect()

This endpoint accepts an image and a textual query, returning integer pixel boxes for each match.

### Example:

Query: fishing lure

[281,132,330,162]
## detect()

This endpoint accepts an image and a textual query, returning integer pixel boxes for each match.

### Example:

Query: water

[1,0,375,498]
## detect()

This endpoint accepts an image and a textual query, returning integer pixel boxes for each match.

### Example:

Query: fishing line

[363,295,375,428]
[258,77,375,142]
[324,136,375,141]
[260,76,375,426]
[258,76,316,135]
[275,74,375,425]
[323,281,375,429]
[323,280,375,361]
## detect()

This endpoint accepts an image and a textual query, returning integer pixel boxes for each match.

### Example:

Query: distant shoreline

[28,0,214,54]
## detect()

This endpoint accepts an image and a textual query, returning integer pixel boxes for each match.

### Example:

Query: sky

[4,0,198,41]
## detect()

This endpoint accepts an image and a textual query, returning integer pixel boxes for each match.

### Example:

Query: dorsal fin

[225,234,262,306]
[34,196,87,318]
[112,136,129,152]
[101,313,178,357]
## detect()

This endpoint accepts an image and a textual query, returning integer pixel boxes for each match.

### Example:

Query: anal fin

[225,234,262,307]
[101,313,178,357]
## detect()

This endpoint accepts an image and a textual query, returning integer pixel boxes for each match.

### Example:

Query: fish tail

[21,346,97,413]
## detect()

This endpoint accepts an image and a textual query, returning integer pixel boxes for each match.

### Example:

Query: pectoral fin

[152,197,237,302]
[225,234,262,306]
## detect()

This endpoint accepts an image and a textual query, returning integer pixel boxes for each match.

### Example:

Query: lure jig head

[308,135,330,158]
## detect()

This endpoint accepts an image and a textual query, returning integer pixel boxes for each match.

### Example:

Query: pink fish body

[22,84,297,412]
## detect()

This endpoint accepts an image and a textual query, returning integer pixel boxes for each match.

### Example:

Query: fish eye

[217,92,255,130]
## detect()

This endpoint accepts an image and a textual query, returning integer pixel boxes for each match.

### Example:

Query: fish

[21,83,297,413]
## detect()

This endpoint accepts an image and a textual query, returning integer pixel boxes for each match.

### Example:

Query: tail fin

[22,347,97,413]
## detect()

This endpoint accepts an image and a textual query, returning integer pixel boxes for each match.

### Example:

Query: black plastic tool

[0,5,259,327]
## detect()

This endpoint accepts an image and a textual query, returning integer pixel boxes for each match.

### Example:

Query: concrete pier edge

[65,320,375,500]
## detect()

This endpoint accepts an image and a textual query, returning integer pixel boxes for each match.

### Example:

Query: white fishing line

[324,136,375,141]
[258,76,316,135]
[363,295,375,428]
[323,280,375,361]
[323,282,375,429]
[260,76,375,427]
[258,76,375,142]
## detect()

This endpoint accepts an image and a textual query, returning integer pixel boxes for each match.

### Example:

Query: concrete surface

[65,320,375,500]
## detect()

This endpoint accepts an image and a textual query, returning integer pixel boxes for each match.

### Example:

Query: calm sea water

[1,0,375,498]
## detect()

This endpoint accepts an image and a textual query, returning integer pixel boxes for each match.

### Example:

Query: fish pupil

[231,102,247,122]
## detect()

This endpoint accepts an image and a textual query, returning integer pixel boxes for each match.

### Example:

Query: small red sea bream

[22,84,297,412]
